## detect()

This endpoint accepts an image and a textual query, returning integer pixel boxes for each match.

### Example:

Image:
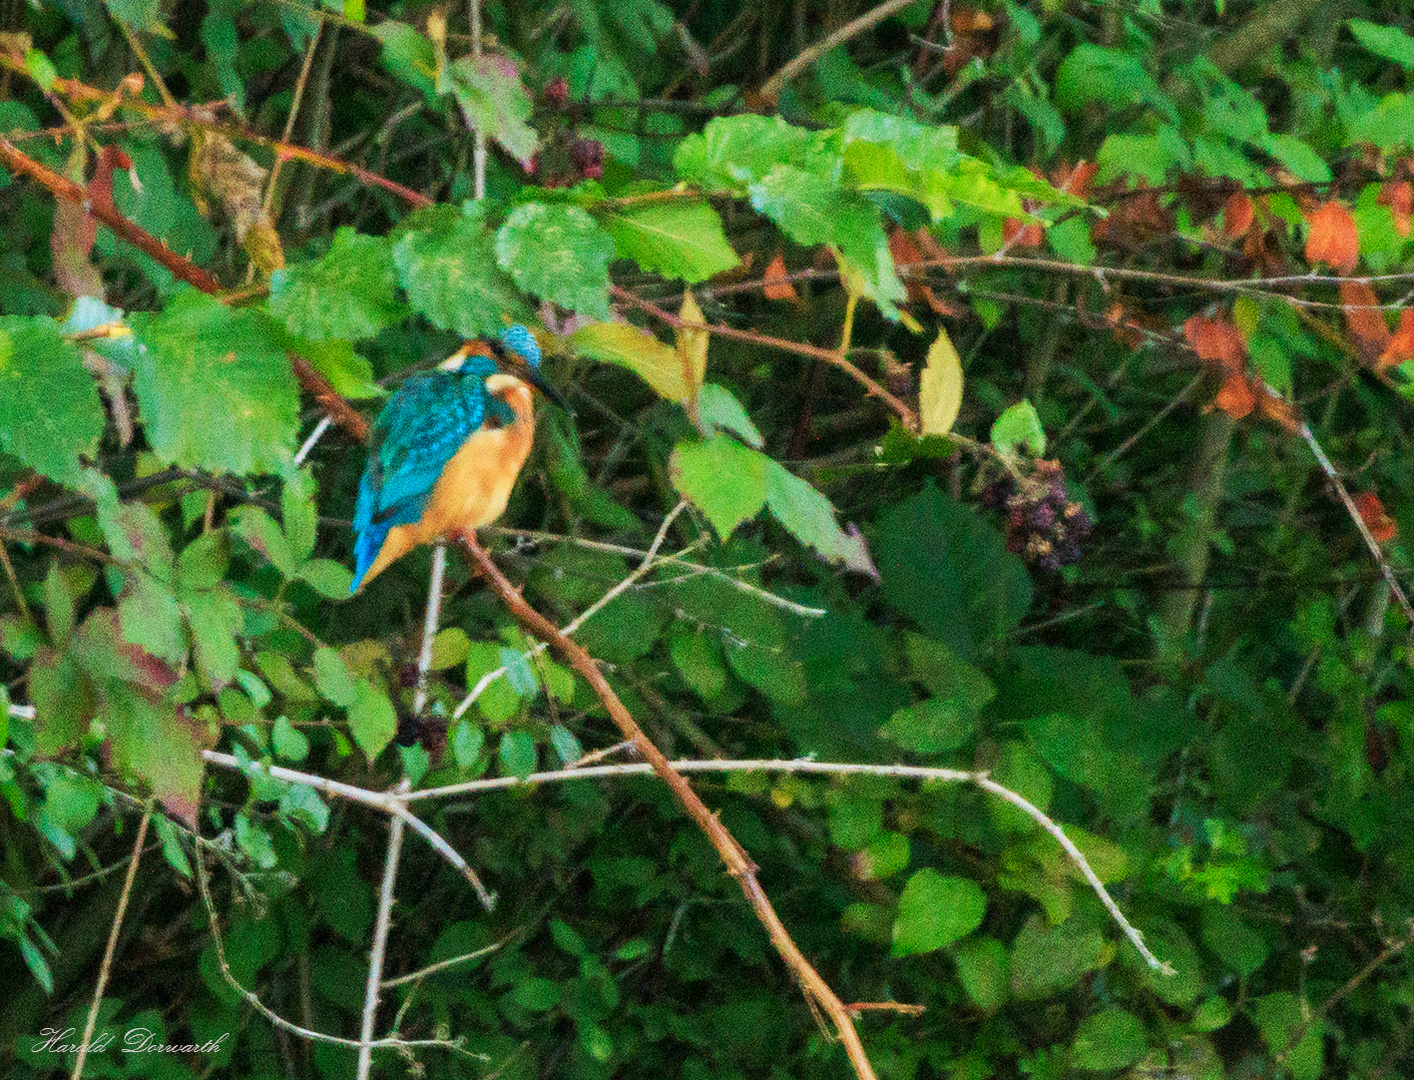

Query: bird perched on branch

[349,324,559,593]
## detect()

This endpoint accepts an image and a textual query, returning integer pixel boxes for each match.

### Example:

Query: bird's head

[440,325,565,409]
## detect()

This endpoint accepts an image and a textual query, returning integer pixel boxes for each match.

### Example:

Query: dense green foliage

[3,0,1414,1078]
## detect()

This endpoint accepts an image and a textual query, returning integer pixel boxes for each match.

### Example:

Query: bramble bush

[2,1,1414,1078]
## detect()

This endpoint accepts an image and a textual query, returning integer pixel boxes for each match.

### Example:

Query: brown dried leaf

[1377,310,1414,368]
[1223,192,1254,239]
[1214,373,1255,419]
[1355,491,1398,543]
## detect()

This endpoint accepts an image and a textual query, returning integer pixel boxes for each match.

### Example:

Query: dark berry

[544,77,569,107]
[571,138,604,170]
[399,663,420,688]
[1057,540,1082,565]
[1006,531,1026,554]
[581,162,604,180]
[1030,503,1056,530]
[1038,552,1060,571]
[1064,503,1093,537]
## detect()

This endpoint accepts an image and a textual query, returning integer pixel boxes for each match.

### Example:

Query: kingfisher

[349,324,559,593]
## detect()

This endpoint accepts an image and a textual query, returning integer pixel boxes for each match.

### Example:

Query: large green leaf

[445,55,538,166]
[670,436,768,538]
[891,870,985,956]
[268,228,404,341]
[1349,18,1414,68]
[597,200,740,283]
[570,321,689,400]
[674,114,834,192]
[1071,1008,1146,1071]
[131,292,299,476]
[0,317,104,485]
[495,203,613,319]
[748,165,905,314]
[763,459,875,575]
[871,484,1032,659]
[393,204,532,338]
[1055,44,1175,120]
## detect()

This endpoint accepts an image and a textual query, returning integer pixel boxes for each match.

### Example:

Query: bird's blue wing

[350,371,488,591]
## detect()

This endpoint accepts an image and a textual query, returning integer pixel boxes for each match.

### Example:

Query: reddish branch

[609,284,920,429]
[285,319,888,1080]
[0,137,223,294]
[456,531,883,1080]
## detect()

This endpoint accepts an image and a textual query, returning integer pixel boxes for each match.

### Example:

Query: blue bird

[349,325,557,593]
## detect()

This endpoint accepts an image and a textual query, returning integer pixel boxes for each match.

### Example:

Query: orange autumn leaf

[1377,309,1414,367]
[762,251,798,301]
[1339,281,1391,365]
[1305,201,1359,273]
[950,6,994,31]
[1354,491,1398,543]
[1002,217,1043,247]
[1214,373,1255,419]
[888,228,959,314]
[1184,314,1245,371]
[1223,191,1254,239]
[1253,385,1302,433]
[1377,179,1412,238]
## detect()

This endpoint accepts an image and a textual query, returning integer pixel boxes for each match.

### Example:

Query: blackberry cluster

[978,460,1093,571]
[525,78,605,187]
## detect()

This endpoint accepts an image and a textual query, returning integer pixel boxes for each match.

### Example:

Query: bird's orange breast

[353,376,536,587]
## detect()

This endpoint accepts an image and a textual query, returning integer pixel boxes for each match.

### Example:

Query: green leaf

[131,293,299,476]
[549,724,583,765]
[499,730,538,778]
[872,484,1032,659]
[185,588,243,690]
[953,936,1008,1012]
[349,680,396,761]
[44,563,75,646]
[452,720,485,767]
[1349,18,1414,67]
[748,165,905,316]
[669,625,727,701]
[293,338,384,399]
[1256,134,1332,183]
[1008,914,1107,999]
[1071,1008,1146,1071]
[0,317,105,485]
[23,48,57,93]
[764,459,876,575]
[118,574,186,665]
[230,506,297,578]
[1200,905,1268,978]
[495,203,613,319]
[393,204,532,339]
[570,321,689,400]
[429,627,470,671]
[298,559,354,599]
[446,55,537,166]
[697,384,763,447]
[881,646,994,753]
[273,715,310,761]
[1255,993,1323,1080]
[313,647,359,709]
[371,20,437,100]
[200,13,244,114]
[674,114,833,192]
[990,400,1046,457]
[892,869,986,957]
[671,436,768,537]
[597,200,740,283]
[1055,44,1175,120]
[281,470,319,564]
[268,228,404,341]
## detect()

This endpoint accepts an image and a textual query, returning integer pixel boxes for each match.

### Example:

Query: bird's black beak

[492,345,568,411]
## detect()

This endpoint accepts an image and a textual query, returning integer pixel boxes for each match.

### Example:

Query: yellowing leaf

[919,327,964,436]
[676,290,709,400]
[570,321,689,401]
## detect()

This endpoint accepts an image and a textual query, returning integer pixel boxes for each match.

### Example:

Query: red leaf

[1378,179,1412,238]
[762,251,798,301]
[1340,281,1390,369]
[1002,218,1042,247]
[1223,192,1254,239]
[1214,373,1255,419]
[1184,314,1245,371]
[1377,309,1414,368]
[1355,491,1398,543]
[1305,201,1359,273]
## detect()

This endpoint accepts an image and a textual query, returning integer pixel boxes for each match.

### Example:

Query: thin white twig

[413,542,447,716]
[1299,423,1414,632]
[201,750,496,910]
[7,703,35,719]
[383,940,505,988]
[192,838,473,1055]
[484,525,829,617]
[469,0,486,200]
[357,780,410,1080]
[293,415,333,467]
[409,756,1169,973]
[452,502,690,720]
